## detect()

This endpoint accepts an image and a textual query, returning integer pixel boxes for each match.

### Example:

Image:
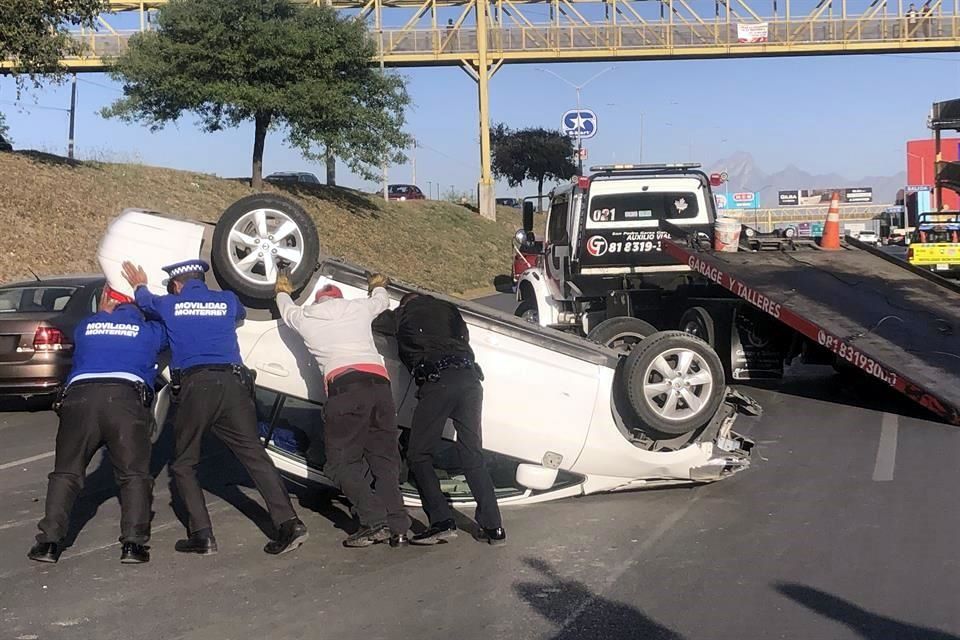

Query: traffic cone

[819,191,842,250]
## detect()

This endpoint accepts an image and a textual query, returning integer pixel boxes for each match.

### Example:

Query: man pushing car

[274,271,411,548]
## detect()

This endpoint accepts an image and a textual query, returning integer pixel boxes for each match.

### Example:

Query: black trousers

[38,382,153,545]
[171,369,295,536]
[319,372,410,535]
[407,368,502,530]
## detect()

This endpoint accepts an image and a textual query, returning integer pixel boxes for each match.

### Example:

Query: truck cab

[515,163,716,338]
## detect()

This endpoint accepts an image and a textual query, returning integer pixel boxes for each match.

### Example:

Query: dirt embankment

[0,152,531,295]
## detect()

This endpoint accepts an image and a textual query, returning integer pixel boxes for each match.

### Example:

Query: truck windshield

[586,192,699,226]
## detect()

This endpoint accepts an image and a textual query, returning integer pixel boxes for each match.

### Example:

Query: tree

[0,0,105,140]
[0,113,8,142]
[103,0,410,189]
[491,124,578,202]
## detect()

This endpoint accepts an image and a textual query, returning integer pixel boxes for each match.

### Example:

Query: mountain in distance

[707,152,906,206]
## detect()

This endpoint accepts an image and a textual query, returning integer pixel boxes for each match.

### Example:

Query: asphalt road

[1,293,959,640]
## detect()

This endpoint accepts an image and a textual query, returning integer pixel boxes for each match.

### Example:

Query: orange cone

[819,191,841,250]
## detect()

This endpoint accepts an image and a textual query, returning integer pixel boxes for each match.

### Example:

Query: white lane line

[872,412,899,482]
[0,451,55,471]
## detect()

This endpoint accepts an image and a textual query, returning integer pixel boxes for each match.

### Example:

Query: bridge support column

[474,0,497,220]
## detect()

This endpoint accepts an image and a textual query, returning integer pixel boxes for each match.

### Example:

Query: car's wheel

[211,194,321,300]
[515,299,539,324]
[679,307,716,347]
[587,317,657,354]
[614,331,725,437]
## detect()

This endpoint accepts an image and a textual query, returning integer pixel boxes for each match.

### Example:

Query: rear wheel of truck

[587,317,658,354]
[212,193,321,300]
[514,299,539,324]
[614,331,725,437]
[679,307,716,347]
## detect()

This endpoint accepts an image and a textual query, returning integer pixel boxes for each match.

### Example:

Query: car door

[543,195,570,300]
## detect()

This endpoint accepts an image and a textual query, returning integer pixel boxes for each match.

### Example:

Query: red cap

[104,285,134,305]
[314,284,343,302]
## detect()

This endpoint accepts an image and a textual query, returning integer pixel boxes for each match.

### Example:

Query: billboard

[729,191,759,209]
[737,22,769,43]
[777,188,873,206]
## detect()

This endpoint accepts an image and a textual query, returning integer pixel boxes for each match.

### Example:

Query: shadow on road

[514,557,683,640]
[776,582,960,640]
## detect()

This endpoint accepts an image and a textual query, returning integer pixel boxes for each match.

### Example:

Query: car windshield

[0,286,78,313]
[587,191,700,225]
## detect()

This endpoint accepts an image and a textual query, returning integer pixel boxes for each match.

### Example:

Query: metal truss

[7,0,953,72]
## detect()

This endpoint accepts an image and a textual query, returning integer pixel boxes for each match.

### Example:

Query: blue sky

[1,51,957,197]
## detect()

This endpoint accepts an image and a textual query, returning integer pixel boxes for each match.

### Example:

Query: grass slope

[0,152,532,295]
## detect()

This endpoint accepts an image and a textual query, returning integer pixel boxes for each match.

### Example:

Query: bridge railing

[52,14,960,65]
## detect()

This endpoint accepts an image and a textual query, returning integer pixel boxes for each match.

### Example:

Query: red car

[388,184,425,201]
[512,230,543,283]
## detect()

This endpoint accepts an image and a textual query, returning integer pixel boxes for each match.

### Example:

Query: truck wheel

[679,307,716,347]
[614,331,725,437]
[587,317,657,354]
[211,194,321,300]
[514,299,539,324]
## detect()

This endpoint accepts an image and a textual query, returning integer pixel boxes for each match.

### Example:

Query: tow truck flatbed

[662,237,960,425]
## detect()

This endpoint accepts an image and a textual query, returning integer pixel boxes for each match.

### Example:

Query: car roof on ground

[0,275,104,289]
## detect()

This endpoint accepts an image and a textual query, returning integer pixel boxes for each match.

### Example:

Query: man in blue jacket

[29,285,166,565]
[122,259,307,556]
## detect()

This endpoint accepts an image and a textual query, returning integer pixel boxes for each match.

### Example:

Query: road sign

[578,147,588,160]
[905,185,931,192]
[715,194,728,209]
[561,109,598,139]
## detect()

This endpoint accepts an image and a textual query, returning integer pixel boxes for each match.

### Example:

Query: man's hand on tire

[275,272,294,295]
[122,261,149,289]
[368,273,390,294]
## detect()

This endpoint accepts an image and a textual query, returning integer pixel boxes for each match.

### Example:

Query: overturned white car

[97,194,757,508]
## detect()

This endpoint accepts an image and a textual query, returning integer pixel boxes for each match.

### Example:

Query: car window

[547,198,569,244]
[0,286,78,313]
[587,192,699,225]
[270,395,324,461]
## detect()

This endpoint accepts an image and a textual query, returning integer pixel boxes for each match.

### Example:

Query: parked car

[96,195,755,508]
[0,135,12,152]
[388,184,425,201]
[0,276,104,398]
[265,172,321,186]
[855,230,880,246]
[496,197,521,208]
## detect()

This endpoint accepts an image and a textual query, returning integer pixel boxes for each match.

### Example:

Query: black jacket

[373,294,474,371]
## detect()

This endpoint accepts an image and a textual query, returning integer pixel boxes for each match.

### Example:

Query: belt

[68,377,142,391]
[182,363,241,377]
[328,370,390,395]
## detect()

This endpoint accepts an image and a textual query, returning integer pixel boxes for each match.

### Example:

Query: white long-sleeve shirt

[276,287,390,381]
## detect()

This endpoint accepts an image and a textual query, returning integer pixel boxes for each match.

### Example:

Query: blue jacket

[134,280,245,370]
[67,304,167,386]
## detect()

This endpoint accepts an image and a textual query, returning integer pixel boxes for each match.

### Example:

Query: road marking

[0,451,55,471]
[556,493,701,633]
[872,412,899,482]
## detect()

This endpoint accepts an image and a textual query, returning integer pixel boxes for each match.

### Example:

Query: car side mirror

[522,201,535,233]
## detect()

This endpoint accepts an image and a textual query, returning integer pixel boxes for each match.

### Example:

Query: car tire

[587,316,658,354]
[211,194,321,300]
[514,299,539,324]
[679,307,716,347]
[614,331,725,437]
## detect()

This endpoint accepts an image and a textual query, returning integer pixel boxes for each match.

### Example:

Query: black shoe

[389,532,410,548]
[343,524,391,548]
[28,542,62,563]
[482,527,507,546]
[264,518,308,555]
[410,519,458,546]
[120,542,150,564]
[174,532,217,555]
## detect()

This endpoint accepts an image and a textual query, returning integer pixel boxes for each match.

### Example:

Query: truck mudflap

[689,387,757,482]
[661,237,960,426]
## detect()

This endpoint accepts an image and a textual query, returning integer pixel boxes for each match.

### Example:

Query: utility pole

[67,74,77,160]
[379,50,388,202]
[411,139,417,186]
[427,180,432,200]
[325,149,336,186]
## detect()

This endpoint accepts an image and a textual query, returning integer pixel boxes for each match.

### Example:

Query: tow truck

[907,212,960,277]
[514,162,960,425]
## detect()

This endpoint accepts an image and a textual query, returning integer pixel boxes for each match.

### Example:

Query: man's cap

[104,284,134,305]
[314,284,343,302]
[162,259,210,278]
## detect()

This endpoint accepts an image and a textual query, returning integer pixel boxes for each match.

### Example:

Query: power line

[77,77,123,93]
[0,100,69,113]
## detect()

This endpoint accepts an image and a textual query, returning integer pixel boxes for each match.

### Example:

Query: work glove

[275,272,294,295]
[368,272,390,294]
